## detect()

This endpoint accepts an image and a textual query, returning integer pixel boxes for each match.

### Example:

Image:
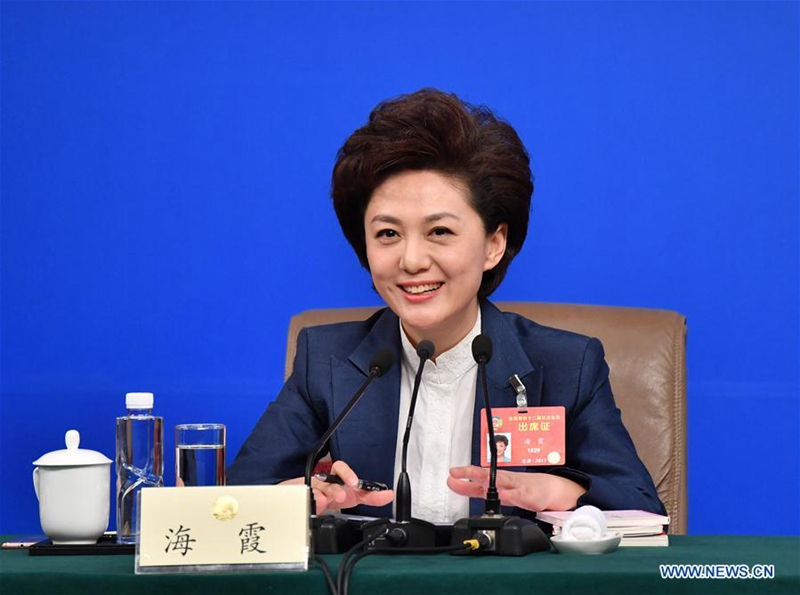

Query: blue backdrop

[1,1,798,536]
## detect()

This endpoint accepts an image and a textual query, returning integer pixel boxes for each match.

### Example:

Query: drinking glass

[175,423,226,487]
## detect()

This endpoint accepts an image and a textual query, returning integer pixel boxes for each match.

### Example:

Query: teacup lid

[32,430,112,466]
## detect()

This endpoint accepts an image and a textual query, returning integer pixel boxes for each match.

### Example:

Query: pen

[313,472,389,492]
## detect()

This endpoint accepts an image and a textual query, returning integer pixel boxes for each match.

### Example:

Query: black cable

[312,553,337,595]
[372,543,471,555]
[342,549,375,595]
[336,530,388,595]
[341,542,473,595]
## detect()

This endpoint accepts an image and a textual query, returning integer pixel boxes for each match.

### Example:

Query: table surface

[2,535,799,594]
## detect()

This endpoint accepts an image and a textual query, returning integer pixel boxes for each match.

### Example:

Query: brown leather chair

[286,302,688,533]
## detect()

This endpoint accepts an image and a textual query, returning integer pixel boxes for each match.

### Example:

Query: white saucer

[550,532,621,555]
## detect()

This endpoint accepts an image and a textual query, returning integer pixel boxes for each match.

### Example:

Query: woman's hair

[331,88,533,298]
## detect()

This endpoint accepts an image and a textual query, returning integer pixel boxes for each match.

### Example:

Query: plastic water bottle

[116,392,163,544]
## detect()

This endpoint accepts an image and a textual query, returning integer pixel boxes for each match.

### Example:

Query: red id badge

[480,406,566,467]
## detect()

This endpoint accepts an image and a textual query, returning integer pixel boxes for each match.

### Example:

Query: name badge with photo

[480,406,566,467]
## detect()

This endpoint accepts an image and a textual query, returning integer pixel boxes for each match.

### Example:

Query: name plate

[135,485,309,574]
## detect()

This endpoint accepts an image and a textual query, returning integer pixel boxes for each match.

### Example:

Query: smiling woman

[227,89,665,524]
[364,170,507,354]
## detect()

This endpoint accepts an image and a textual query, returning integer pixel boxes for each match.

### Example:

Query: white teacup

[32,429,112,545]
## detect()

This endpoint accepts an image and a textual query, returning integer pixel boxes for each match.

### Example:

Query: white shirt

[392,311,481,524]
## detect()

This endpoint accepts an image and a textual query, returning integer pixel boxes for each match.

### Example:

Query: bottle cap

[125,392,154,409]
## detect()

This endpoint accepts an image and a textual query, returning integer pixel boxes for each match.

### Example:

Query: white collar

[399,309,482,385]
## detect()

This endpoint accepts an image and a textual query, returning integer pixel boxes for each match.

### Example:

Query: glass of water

[175,423,226,487]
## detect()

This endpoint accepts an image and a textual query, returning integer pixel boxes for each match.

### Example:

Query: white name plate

[135,485,310,574]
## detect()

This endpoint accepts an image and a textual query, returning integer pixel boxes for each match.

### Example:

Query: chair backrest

[286,302,688,533]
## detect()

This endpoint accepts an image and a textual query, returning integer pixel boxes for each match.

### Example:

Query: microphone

[304,348,394,492]
[471,334,492,361]
[361,340,439,549]
[471,335,501,515]
[395,340,435,522]
[303,347,394,553]
[450,334,550,556]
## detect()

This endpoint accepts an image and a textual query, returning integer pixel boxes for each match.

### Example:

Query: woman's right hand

[280,460,394,514]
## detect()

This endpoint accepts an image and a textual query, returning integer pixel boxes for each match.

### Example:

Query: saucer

[550,532,621,555]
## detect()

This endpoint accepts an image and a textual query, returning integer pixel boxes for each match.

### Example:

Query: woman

[228,89,665,523]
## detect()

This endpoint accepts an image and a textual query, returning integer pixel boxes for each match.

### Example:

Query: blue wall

[2,1,797,536]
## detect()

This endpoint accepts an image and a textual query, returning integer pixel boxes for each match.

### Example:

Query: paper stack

[536,509,670,547]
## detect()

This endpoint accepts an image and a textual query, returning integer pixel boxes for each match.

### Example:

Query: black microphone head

[416,340,435,360]
[369,348,395,377]
[472,334,493,364]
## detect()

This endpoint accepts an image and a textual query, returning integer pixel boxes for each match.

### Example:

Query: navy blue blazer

[228,301,666,519]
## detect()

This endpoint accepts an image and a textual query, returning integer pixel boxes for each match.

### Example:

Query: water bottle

[116,391,163,544]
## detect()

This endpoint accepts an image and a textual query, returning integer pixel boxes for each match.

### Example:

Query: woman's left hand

[447,466,587,512]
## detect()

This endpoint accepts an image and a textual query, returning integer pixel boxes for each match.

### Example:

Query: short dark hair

[331,88,533,298]
[494,434,509,447]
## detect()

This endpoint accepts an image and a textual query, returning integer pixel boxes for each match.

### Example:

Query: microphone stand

[305,349,394,554]
[362,340,438,550]
[450,335,550,556]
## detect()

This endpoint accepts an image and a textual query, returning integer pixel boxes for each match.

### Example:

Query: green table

[2,536,798,594]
